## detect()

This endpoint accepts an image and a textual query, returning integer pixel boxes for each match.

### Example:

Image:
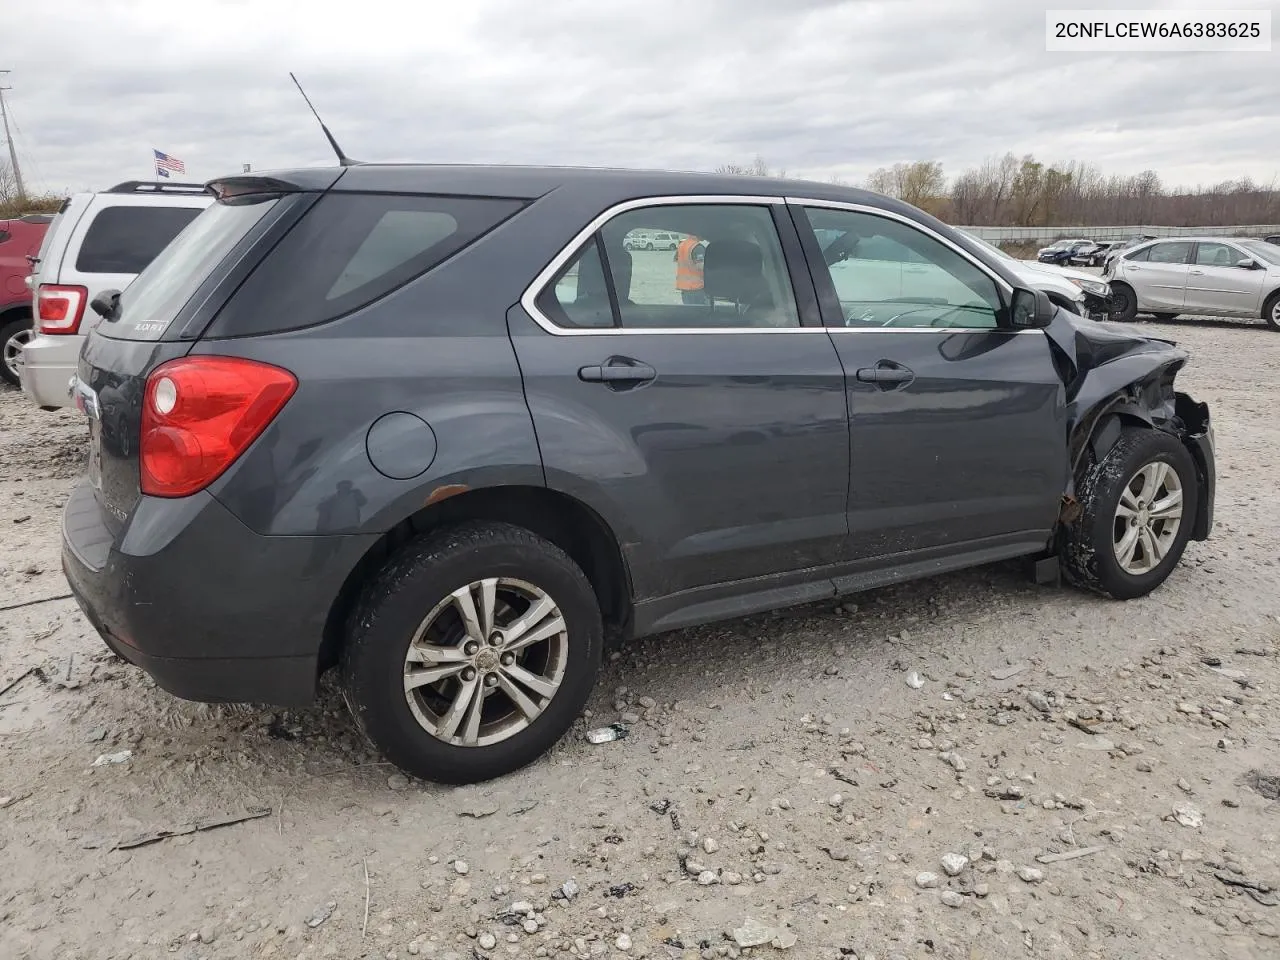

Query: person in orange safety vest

[674,235,708,305]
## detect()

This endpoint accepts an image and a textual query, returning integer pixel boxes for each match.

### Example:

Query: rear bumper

[62,481,378,706]
[19,333,81,408]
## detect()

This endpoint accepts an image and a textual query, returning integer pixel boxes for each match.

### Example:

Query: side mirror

[1235,258,1261,270]
[1009,287,1054,329]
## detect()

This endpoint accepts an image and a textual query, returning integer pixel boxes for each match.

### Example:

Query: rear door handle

[578,357,657,384]
[855,361,915,389]
[1189,269,1205,275]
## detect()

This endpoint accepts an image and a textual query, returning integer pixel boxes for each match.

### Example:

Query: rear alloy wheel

[1110,284,1138,322]
[0,317,34,387]
[1061,428,1197,599]
[1264,291,1280,330]
[342,522,602,784]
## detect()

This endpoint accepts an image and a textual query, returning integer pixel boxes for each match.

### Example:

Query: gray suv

[63,165,1216,784]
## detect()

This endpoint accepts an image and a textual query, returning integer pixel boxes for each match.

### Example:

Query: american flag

[153,149,186,178]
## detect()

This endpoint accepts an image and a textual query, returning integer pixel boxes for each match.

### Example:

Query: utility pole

[0,71,28,202]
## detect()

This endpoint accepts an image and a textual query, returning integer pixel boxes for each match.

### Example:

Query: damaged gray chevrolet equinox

[63,165,1215,784]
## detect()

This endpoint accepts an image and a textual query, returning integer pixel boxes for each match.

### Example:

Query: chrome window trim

[519,194,1033,337]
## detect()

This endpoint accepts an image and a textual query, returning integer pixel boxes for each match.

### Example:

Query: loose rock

[941,853,968,877]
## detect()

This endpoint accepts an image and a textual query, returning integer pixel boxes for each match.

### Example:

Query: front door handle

[578,357,657,385]
[1189,269,1205,275]
[855,360,915,390]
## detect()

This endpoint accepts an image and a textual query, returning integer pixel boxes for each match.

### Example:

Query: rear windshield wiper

[90,289,123,323]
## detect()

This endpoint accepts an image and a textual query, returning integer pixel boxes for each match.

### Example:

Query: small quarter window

[536,238,616,329]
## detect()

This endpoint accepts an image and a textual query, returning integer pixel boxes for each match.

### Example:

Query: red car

[0,212,54,387]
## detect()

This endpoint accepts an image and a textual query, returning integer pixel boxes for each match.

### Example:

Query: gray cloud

[4,0,1278,195]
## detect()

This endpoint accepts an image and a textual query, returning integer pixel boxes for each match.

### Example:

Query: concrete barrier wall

[956,224,1280,242]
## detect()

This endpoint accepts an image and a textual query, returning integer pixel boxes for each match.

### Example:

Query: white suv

[20,181,211,409]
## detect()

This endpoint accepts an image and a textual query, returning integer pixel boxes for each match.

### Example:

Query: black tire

[1061,428,1198,600]
[1152,312,1178,321]
[1263,291,1280,331]
[341,521,603,784]
[1110,284,1138,322]
[0,315,34,388]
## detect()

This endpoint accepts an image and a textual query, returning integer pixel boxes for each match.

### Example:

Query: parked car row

[623,230,682,251]
[1037,236,1155,269]
[51,162,1215,785]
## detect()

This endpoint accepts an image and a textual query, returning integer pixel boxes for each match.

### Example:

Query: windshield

[1240,240,1280,265]
[110,197,278,340]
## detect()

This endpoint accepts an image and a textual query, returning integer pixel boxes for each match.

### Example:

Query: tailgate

[76,335,191,536]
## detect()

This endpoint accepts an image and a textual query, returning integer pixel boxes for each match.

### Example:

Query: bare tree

[717,151,1280,226]
[715,156,786,178]
[865,161,947,215]
[0,158,17,205]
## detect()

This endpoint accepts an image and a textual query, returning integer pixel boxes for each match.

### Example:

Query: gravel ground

[1,317,1278,960]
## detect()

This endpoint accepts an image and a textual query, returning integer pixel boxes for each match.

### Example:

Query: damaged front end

[1045,309,1215,542]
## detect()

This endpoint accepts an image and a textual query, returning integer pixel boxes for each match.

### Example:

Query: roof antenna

[289,72,359,167]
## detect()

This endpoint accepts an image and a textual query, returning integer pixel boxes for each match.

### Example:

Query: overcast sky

[3,0,1278,194]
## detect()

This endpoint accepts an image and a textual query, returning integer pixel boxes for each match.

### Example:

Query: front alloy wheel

[1112,460,1183,575]
[1060,427,1198,599]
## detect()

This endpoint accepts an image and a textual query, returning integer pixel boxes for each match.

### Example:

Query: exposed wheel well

[319,485,631,671]
[0,304,33,325]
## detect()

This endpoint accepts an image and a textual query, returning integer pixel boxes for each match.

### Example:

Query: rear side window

[1147,242,1191,264]
[75,206,202,274]
[211,193,525,337]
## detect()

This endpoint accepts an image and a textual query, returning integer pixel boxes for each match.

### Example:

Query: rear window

[75,206,203,274]
[209,192,525,337]
[110,198,279,340]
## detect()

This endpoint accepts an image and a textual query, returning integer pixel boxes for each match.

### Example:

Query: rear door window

[1147,242,1192,264]
[210,193,525,337]
[75,206,203,274]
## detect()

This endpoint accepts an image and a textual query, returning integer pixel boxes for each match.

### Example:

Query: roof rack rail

[105,180,210,195]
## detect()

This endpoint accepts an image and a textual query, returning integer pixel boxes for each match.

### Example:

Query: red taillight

[140,357,297,498]
[37,284,88,334]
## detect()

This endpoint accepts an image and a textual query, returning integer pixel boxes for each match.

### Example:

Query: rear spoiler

[207,168,345,201]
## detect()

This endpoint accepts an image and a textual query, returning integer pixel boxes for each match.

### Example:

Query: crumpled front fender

[1043,308,1214,541]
